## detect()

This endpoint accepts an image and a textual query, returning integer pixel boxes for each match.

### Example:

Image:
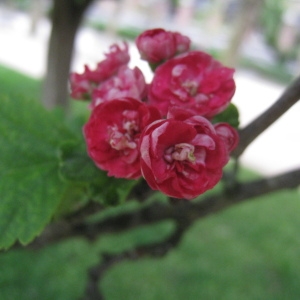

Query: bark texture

[42,0,94,110]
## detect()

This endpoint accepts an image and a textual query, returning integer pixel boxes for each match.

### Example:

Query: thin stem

[16,168,300,250]
[233,75,300,158]
[82,222,190,300]
[80,165,300,299]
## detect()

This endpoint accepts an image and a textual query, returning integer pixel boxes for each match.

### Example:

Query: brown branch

[78,168,300,299]
[66,202,105,223]
[10,181,155,251]
[81,222,191,300]
[10,76,300,252]
[233,75,300,158]
[20,168,300,250]
[72,168,300,238]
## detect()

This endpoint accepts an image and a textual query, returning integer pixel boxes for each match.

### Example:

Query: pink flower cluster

[70,28,239,200]
[135,28,191,64]
[70,42,146,108]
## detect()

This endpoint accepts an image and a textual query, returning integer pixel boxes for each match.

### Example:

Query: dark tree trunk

[42,0,94,111]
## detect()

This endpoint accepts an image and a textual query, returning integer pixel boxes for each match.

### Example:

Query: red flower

[70,42,130,100]
[69,70,91,100]
[91,66,147,108]
[148,51,235,117]
[136,28,190,64]
[214,122,239,153]
[173,32,191,54]
[84,98,161,179]
[88,42,130,82]
[139,111,235,199]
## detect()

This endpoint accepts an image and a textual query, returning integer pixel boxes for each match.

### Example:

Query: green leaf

[89,177,138,206]
[0,96,75,249]
[58,140,138,206]
[58,140,104,183]
[212,103,240,128]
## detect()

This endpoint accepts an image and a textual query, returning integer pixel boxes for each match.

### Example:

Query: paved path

[1,10,299,176]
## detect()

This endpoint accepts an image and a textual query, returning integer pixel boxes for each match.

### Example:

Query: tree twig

[80,167,300,299]
[17,168,300,250]
[233,75,300,158]
[81,221,191,300]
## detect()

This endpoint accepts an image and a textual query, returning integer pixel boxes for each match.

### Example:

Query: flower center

[122,110,139,134]
[109,128,136,150]
[164,143,195,163]
[108,110,139,151]
[182,80,198,96]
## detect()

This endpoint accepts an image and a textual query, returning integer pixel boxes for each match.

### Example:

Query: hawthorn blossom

[70,42,130,100]
[148,51,235,117]
[136,28,191,64]
[69,69,92,100]
[139,110,239,199]
[91,66,147,108]
[84,97,161,179]
[174,32,191,54]
[78,28,239,200]
[214,122,239,153]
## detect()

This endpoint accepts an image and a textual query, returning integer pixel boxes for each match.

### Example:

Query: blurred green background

[1,0,300,298]
[1,66,300,299]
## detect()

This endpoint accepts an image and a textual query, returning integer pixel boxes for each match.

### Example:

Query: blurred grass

[0,65,41,100]
[1,65,300,300]
[1,188,300,300]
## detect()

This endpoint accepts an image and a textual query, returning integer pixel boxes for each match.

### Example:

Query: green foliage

[212,103,240,128]
[0,96,75,249]
[58,140,103,183]
[260,0,295,62]
[261,0,286,48]
[0,66,142,248]
[0,65,41,100]
[58,140,138,206]
[87,175,138,206]
[116,27,143,40]
[85,20,106,32]
[86,20,142,41]
[0,64,299,298]
[1,186,300,299]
